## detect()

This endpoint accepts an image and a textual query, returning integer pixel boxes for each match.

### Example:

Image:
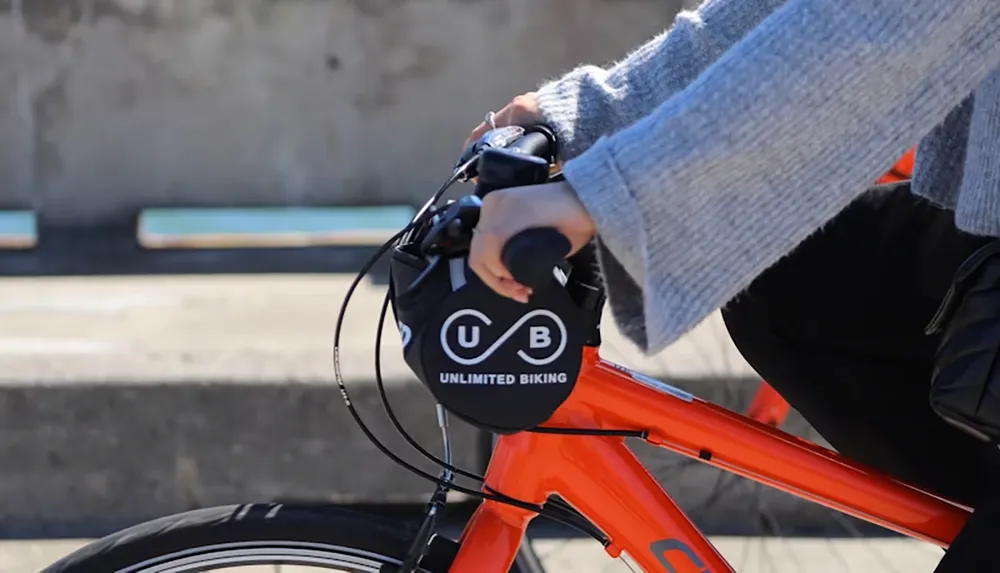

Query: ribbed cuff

[562,138,653,350]
[564,137,723,353]
[563,139,646,284]
[536,67,604,162]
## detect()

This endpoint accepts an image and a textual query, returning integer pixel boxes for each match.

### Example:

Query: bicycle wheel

[42,503,531,573]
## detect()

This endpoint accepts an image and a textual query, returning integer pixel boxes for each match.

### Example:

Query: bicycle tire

[42,503,536,573]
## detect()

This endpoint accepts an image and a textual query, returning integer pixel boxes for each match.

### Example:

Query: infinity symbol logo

[439,309,567,366]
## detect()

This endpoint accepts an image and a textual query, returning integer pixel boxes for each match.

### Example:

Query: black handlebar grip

[502,228,571,290]
[508,128,556,162]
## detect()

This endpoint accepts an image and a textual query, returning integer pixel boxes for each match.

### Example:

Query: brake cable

[332,173,546,508]
[373,284,485,483]
[332,154,610,552]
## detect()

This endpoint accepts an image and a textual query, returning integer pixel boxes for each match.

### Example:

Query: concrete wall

[0,0,684,225]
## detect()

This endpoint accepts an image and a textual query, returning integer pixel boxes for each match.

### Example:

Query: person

[464,0,1000,571]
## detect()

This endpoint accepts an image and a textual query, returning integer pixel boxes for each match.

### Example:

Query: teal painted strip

[139,206,416,237]
[0,211,37,240]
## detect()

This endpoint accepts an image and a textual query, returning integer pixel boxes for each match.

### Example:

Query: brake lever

[418,195,483,257]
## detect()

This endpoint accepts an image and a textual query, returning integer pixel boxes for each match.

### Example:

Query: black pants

[722,182,1000,572]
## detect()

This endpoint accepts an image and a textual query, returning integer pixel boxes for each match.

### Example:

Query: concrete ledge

[0,377,481,536]
[0,275,754,381]
[0,229,389,276]
[0,375,852,538]
[0,275,857,538]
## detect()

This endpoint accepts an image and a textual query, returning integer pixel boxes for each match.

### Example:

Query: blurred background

[0,1,940,571]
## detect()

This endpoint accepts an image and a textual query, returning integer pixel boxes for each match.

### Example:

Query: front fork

[456,432,552,572]
[453,500,540,572]
[451,432,558,572]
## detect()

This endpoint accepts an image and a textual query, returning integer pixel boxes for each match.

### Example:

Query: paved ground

[0,274,754,383]
[5,536,944,572]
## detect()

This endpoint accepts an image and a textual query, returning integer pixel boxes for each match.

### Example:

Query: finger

[499,278,532,303]
[470,232,531,303]
[473,249,526,301]
[492,105,519,128]
[483,259,534,297]
[503,279,533,301]
[480,247,513,281]
[482,255,532,303]
[464,122,490,149]
[470,257,527,303]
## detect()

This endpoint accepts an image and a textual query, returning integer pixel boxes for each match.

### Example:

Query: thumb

[464,121,491,150]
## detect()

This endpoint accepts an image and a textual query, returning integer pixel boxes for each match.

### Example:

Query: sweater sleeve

[561,0,1000,353]
[535,0,791,162]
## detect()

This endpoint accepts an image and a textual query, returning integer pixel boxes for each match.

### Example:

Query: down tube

[552,435,734,573]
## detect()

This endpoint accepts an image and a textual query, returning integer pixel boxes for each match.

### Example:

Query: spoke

[754,484,806,573]
[827,511,908,573]
[689,470,746,520]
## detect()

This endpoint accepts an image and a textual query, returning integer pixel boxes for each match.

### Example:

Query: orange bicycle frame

[450,347,969,572]
[745,380,790,427]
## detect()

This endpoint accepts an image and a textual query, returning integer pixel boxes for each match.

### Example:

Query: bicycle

[44,127,966,572]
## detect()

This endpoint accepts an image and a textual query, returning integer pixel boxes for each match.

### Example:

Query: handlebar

[386,121,606,436]
[506,127,557,162]
[468,125,573,291]
[423,124,602,298]
[502,228,571,290]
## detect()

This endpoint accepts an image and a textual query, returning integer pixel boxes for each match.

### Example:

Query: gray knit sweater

[535,0,1000,354]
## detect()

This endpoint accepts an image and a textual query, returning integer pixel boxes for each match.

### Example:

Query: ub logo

[439,309,567,366]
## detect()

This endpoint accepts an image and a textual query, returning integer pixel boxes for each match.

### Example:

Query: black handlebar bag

[388,244,586,434]
[928,240,1000,442]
